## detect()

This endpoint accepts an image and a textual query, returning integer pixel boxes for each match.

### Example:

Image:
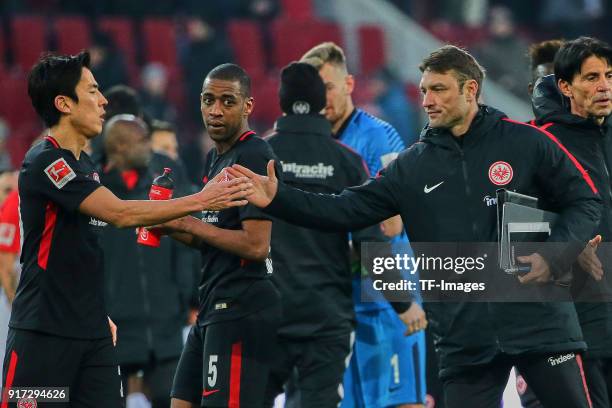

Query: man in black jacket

[100,114,198,408]
[532,36,612,408]
[262,62,423,407]
[230,45,603,408]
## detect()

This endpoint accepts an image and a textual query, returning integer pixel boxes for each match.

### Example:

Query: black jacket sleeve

[266,157,402,232]
[346,154,412,313]
[533,128,603,277]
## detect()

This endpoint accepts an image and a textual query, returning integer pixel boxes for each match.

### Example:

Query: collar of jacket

[419,105,504,150]
[274,114,333,137]
[532,74,609,133]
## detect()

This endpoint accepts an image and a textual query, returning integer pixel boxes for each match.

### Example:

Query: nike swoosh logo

[203,389,220,397]
[424,181,444,193]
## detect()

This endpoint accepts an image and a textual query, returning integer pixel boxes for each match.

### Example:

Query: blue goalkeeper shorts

[341,307,426,407]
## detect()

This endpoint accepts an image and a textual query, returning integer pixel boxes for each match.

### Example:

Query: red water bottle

[137,167,174,247]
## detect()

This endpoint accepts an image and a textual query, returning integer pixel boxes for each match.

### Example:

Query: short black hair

[554,36,612,83]
[528,39,564,80]
[204,63,251,97]
[104,84,142,120]
[27,51,91,127]
[419,45,485,99]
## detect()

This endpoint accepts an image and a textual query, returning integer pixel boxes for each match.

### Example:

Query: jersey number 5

[208,355,218,387]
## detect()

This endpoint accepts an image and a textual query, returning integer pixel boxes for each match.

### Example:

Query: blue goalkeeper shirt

[335,109,417,312]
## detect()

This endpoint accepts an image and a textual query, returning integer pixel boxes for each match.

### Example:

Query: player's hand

[197,171,253,211]
[108,316,117,346]
[578,235,603,281]
[517,253,551,284]
[227,160,278,208]
[398,303,427,335]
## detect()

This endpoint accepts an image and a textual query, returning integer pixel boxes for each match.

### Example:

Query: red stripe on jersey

[576,354,593,408]
[502,118,598,194]
[38,202,58,270]
[528,119,536,126]
[539,122,554,131]
[229,342,242,408]
[45,136,60,148]
[239,130,256,141]
[1,351,18,408]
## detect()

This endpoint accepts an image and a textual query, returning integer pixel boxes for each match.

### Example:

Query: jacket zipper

[460,148,503,353]
[459,150,478,238]
[599,129,612,202]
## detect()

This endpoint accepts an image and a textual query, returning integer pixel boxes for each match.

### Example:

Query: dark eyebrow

[201,91,242,99]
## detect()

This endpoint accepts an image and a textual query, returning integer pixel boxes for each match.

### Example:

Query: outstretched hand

[227,160,278,208]
[197,172,254,211]
[578,234,603,281]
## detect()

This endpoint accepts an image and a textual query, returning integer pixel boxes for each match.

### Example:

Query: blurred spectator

[150,120,179,161]
[105,85,144,120]
[369,68,419,146]
[0,170,17,208]
[0,120,12,172]
[150,119,194,194]
[0,169,19,367]
[101,115,196,408]
[92,85,145,167]
[474,6,530,99]
[89,32,130,92]
[492,0,540,25]
[140,63,177,123]
[181,18,234,124]
[540,0,604,38]
[527,39,564,95]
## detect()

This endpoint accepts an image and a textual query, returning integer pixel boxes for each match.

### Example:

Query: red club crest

[17,398,37,408]
[488,161,513,186]
[516,374,528,396]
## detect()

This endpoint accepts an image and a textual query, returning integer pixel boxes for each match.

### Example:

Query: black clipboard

[497,189,559,274]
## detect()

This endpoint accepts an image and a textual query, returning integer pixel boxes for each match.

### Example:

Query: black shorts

[171,304,280,407]
[1,328,123,408]
[263,333,352,408]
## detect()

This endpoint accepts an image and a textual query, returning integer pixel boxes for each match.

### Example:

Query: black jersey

[198,131,279,326]
[10,136,108,339]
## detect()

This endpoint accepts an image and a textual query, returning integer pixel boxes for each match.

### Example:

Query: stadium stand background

[0,0,609,181]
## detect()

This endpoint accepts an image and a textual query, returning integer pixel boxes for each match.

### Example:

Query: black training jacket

[101,153,198,365]
[267,114,370,339]
[532,75,612,358]
[265,105,602,378]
